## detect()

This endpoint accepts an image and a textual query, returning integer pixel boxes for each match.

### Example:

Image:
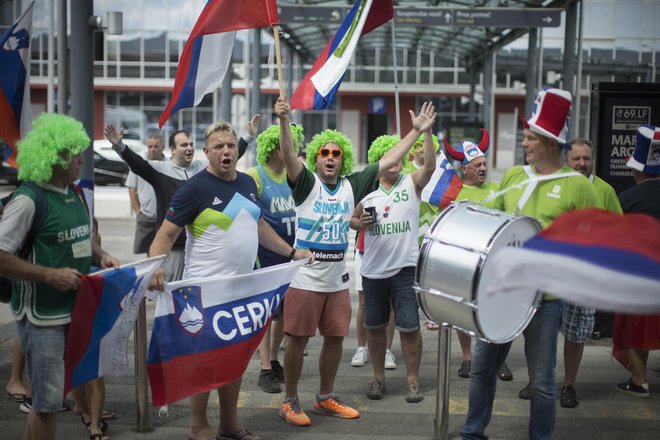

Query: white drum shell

[416,202,542,343]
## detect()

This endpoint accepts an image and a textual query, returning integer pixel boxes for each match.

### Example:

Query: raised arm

[378,102,436,179]
[104,124,159,185]
[410,131,437,197]
[238,113,261,159]
[274,97,304,184]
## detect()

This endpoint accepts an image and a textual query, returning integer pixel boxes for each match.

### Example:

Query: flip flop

[217,429,261,440]
[6,392,26,403]
[101,410,118,421]
[80,415,109,434]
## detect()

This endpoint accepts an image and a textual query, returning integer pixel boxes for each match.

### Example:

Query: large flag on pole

[485,209,660,314]
[291,0,393,110]
[0,1,34,167]
[159,0,278,128]
[421,151,463,209]
[64,257,165,395]
[147,260,305,405]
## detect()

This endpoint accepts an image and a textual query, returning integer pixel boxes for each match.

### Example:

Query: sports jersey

[496,165,597,228]
[590,175,622,213]
[0,184,91,325]
[360,174,420,279]
[166,170,261,279]
[246,164,296,268]
[289,164,379,292]
[456,181,500,208]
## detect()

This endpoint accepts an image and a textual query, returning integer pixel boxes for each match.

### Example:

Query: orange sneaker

[279,396,311,427]
[312,394,360,419]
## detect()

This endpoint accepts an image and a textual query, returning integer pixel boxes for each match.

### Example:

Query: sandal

[81,415,109,433]
[217,429,261,440]
[406,383,424,403]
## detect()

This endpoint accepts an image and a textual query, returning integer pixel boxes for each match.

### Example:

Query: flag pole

[272,25,286,98]
[390,18,401,137]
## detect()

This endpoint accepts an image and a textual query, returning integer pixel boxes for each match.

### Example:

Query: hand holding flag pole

[272,25,286,98]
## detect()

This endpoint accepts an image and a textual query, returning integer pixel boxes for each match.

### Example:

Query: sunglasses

[318,148,343,159]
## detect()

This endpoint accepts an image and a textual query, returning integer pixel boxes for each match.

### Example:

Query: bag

[0,182,47,303]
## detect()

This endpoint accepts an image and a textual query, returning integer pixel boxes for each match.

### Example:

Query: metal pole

[562,1,578,98]
[133,299,152,432]
[220,60,232,122]
[537,28,544,91]
[468,66,477,122]
[69,0,94,183]
[434,326,452,440]
[57,0,67,114]
[525,28,539,118]
[47,0,55,113]
[390,19,401,137]
[574,0,584,139]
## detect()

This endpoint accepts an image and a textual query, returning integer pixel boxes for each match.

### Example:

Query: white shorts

[354,251,363,292]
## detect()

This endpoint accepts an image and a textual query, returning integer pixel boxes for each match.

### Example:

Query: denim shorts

[561,302,595,343]
[16,319,67,413]
[362,266,420,332]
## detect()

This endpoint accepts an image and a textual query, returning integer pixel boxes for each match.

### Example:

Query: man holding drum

[460,88,597,440]
[274,96,436,427]
[351,130,435,403]
[443,130,513,382]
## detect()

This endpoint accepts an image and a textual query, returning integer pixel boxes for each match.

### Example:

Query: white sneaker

[385,349,397,370]
[351,346,369,367]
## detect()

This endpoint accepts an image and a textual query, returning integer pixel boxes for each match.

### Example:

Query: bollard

[134,299,152,432]
[434,325,451,440]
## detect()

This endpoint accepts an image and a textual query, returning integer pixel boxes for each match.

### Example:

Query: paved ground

[0,185,659,439]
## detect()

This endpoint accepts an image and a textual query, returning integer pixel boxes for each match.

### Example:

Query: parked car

[93,139,147,185]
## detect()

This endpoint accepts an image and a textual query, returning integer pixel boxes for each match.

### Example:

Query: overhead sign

[278,6,561,28]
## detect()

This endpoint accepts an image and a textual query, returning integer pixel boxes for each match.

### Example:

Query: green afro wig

[255,123,305,166]
[367,134,407,167]
[17,113,90,183]
[306,129,356,176]
[409,133,440,154]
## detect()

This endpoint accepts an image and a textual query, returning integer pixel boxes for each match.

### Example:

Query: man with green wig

[246,122,304,394]
[0,113,119,440]
[351,130,435,404]
[273,95,436,428]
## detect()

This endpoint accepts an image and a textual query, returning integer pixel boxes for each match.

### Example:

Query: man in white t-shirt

[125,134,165,254]
[352,130,435,403]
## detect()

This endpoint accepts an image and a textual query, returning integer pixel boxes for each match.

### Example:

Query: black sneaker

[560,385,579,408]
[519,384,531,400]
[615,379,649,398]
[257,369,281,393]
[497,361,513,381]
[458,360,471,378]
[19,397,32,414]
[271,360,285,384]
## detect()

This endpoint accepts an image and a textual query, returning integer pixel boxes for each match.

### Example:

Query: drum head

[476,215,541,343]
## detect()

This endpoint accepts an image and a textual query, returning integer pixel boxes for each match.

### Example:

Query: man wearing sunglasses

[273,96,436,428]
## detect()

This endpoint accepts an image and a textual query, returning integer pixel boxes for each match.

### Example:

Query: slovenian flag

[291,0,393,110]
[485,209,660,314]
[147,260,305,405]
[159,0,278,128]
[421,151,463,209]
[0,1,34,167]
[64,257,165,395]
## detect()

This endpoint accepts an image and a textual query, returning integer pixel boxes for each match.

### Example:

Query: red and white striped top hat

[522,88,572,146]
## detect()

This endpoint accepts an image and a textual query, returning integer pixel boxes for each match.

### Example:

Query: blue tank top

[256,165,296,267]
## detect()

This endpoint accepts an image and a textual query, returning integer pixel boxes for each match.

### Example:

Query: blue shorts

[16,319,67,413]
[362,266,420,332]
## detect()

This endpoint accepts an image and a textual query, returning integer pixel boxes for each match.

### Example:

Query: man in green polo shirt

[0,114,119,440]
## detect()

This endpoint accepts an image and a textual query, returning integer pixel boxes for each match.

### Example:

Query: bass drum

[415,201,542,343]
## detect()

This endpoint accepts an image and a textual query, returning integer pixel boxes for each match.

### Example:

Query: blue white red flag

[159,0,278,128]
[421,151,463,209]
[0,1,34,167]
[64,257,165,395]
[486,209,660,313]
[291,0,393,110]
[147,260,305,405]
